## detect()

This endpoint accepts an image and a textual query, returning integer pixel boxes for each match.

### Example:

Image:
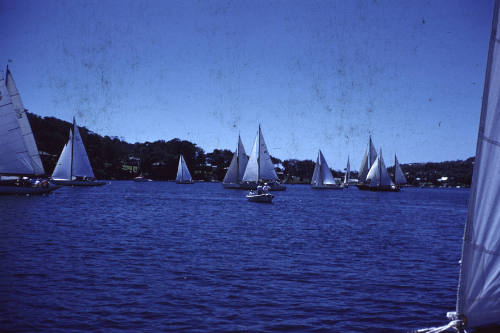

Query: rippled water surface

[0,182,469,332]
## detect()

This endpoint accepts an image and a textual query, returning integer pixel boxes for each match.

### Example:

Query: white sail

[368,136,377,167]
[242,125,278,182]
[394,154,407,185]
[312,150,336,185]
[71,122,94,178]
[51,131,72,180]
[358,148,369,182]
[176,154,192,182]
[359,136,378,182]
[455,0,500,328]
[366,150,394,187]
[4,68,45,175]
[0,70,39,175]
[223,135,248,184]
[311,154,320,185]
[237,136,248,181]
[344,156,350,184]
[51,118,95,180]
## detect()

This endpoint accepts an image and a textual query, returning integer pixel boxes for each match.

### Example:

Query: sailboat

[176,154,194,184]
[393,154,407,186]
[222,135,248,189]
[356,135,378,190]
[241,125,285,191]
[418,2,500,331]
[311,150,343,189]
[360,149,399,192]
[51,117,106,186]
[0,67,59,195]
[344,156,351,187]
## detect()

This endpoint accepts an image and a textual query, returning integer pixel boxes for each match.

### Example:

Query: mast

[70,117,75,181]
[257,125,261,184]
[236,135,239,183]
[379,150,382,188]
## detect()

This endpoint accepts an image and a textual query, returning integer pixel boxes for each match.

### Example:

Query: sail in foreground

[361,150,399,192]
[455,0,500,329]
[311,150,343,189]
[394,154,407,186]
[241,125,285,191]
[418,2,500,332]
[222,135,248,189]
[51,118,105,186]
[0,67,58,194]
[176,154,193,184]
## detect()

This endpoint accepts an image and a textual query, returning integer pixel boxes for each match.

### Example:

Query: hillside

[28,113,474,186]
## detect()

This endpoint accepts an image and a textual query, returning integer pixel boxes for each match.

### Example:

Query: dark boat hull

[356,184,400,192]
[52,179,106,186]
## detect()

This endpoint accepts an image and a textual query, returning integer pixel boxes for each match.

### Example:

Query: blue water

[0,183,469,332]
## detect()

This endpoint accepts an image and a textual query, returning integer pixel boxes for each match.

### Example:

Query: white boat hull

[246,193,274,203]
[52,179,106,186]
[134,177,152,182]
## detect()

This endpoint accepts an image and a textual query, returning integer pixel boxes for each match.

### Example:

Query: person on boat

[263,183,270,193]
[257,184,263,195]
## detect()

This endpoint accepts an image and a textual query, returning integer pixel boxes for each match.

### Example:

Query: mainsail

[0,69,45,176]
[176,154,192,182]
[51,118,95,180]
[394,154,407,185]
[311,150,336,186]
[52,132,72,180]
[223,135,248,184]
[242,125,278,183]
[344,156,350,184]
[418,2,500,331]
[455,0,500,328]
[366,150,394,188]
[358,136,377,182]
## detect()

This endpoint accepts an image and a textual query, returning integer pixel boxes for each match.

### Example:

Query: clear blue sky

[0,0,494,169]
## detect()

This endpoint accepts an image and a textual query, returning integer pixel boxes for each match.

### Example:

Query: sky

[0,0,494,170]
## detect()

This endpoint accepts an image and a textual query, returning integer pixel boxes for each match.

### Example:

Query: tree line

[28,113,474,186]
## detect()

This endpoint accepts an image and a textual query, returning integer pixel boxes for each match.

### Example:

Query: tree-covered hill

[27,113,474,186]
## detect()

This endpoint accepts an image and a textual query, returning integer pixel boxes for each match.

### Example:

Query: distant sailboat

[0,67,59,195]
[311,150,343,189]
[51,118,105,186]
[356,136,379,190]
[176,154,194,184]
[359,149,399,192]
[418,1,500,331]
[344,156,350,187]
[241,125,285,191]
[393,154,407,186]
[222,135,248,189]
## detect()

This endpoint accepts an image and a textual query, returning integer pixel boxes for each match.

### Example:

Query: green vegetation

[28,113,474,186]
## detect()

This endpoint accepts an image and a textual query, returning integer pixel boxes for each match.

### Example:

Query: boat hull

[239,182,286,191]
[52,179,107,186]
[0,184,60,195]
[176,180,194,184]
[246,193,274,203]
[356,184,400,192]
[222,183,243,189]
[311,184,344,190]
[134,177,152,182]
